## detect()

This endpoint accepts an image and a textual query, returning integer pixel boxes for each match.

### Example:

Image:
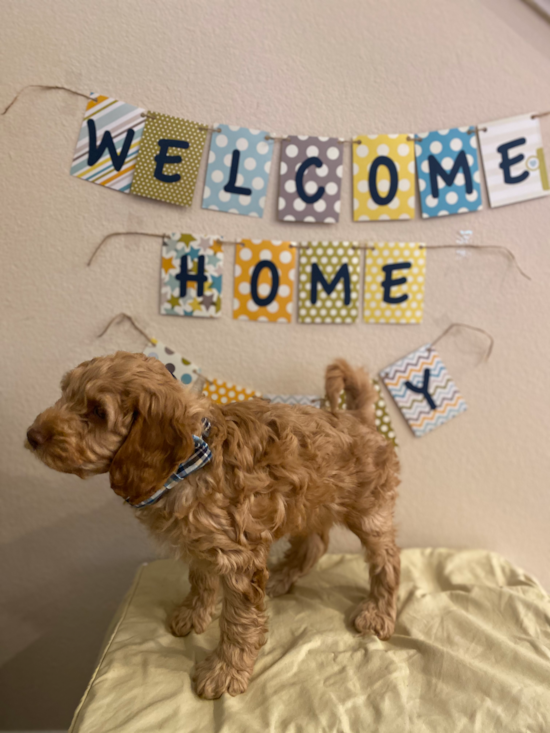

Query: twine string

[264,134,289,142]
[98,312,205,380]
[421,243,530,280]
[88,233,530,279]
[98,313,152,342]
[408,126,476,142]
[87,231,164,267]
[3,85,548,138]
[1,84,91,116]
[430,322,494,362]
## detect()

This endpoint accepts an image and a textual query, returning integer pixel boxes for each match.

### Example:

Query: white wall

[1,0,549,727]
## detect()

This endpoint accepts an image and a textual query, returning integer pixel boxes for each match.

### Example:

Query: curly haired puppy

[26,352,400,699]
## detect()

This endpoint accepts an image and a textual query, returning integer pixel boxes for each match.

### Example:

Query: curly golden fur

[26,352,401,699]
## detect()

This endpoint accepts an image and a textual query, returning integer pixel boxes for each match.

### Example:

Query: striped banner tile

[380,344,467,438]
[70,94,146,193]
[478,114,550,208]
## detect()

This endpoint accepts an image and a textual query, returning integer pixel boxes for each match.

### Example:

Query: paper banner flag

[202,125,274,217]
[265,394,321,407]
[233,239,296,322]
[278,136,343,223]
[336,380,398,447]
[380,344,467,437]
[478,114,550,208]
[372,380,398,447]
[143,339,201,386]
[70,94,145,192]
[130,112,207,206]
[298,242,360,323]
[203,378,260,405]
[353,134,416,221]
[364,242,426,324]
[160,234,223,318]
[415,126,482,218]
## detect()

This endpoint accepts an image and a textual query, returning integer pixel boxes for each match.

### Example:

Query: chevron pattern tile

[264,394,322,407]
[380,344,467,437]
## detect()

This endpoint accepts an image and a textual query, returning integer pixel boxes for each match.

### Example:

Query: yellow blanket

[69,550,550,733]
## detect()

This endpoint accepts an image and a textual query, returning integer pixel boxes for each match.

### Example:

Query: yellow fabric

[69,550,550,733]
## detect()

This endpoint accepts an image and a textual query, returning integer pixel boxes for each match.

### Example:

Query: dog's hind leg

[169,562,219,637]
[267,530,329,598]
[345,509,400,640]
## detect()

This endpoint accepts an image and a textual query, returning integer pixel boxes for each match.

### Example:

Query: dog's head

[26,351,206,504]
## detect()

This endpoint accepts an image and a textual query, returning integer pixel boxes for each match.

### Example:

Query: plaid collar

[127,418,212,509]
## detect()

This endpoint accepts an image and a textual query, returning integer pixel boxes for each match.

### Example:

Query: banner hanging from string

[88,230,530,324]
[4,86,548,219]
[98,313,488,442]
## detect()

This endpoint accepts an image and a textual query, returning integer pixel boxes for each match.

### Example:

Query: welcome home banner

[71,93,550,218]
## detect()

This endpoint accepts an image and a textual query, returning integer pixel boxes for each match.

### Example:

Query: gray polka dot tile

[278,136,343,223]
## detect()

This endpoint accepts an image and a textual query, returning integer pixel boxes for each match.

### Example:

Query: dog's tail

[325,359,377,427]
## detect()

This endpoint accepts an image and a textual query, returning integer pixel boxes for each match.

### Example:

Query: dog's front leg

[193,567,268,699]
[169,562,219,637]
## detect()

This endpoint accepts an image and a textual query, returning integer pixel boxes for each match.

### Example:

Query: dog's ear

[109,390,196,505]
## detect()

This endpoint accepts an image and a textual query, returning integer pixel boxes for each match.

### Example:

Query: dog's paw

[192,652,250,699]
[266,571,294,598]
[168,604,212,637]
[351,600,395,640]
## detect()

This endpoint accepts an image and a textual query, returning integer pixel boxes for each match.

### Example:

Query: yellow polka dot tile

[353,134,416,221]
[364,243,426,324]
[233,239,296,323]
[203,378,261,405]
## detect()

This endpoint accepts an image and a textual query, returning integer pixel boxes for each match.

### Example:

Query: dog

[26,351,400,699]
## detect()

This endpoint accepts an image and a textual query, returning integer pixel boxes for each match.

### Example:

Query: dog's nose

[27,427,47,449]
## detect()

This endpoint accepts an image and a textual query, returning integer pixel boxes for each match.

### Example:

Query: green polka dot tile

[336,380,398,447]
[298,242,361,324]
[130,112,207,207]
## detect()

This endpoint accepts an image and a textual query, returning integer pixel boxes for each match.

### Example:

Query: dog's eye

[93,405,107,420]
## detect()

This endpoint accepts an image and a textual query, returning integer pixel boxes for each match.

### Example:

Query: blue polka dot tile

[415,126,482,218]
[202,124,274,218]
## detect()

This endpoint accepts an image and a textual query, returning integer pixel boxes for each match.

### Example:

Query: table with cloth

[69,549,550,733]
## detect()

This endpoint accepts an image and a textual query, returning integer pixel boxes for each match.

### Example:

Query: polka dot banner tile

[380,344,467,438]
[70,94,145,193]
[478,114,550,208]
[202,124,274,217]
[373,380,398,447]
[143,339,201,387]
[364,242,426,324]
[160,233,223,318]
[353,134,416,221]
[298,242,361,324]
[278,136,343,223]
[130,112,207,207]
[203,378,260,405]
[415,126,482,218]
[233,239,296,323]
[335,381,397,446]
